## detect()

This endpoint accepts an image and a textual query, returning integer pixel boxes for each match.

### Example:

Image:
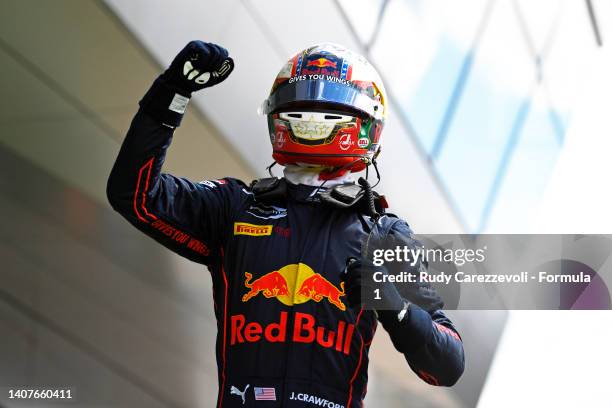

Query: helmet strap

[370,158,381,188]
[266,161,278,177]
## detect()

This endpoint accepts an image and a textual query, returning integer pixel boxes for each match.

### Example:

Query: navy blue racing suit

[107,111,464,408]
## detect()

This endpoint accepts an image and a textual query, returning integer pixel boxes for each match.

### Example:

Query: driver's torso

[212,182,378,408]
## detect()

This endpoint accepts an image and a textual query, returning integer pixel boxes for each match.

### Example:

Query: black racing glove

[161,41,234,93]
[140,41,234,127]
[344,258,405,312]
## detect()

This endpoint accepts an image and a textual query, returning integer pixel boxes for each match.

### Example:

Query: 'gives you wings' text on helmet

[260,43,387,173]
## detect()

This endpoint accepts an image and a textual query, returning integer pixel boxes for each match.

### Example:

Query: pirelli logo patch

[234,222,273,236]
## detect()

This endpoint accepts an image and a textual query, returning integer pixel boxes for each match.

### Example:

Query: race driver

[107,41,464,407]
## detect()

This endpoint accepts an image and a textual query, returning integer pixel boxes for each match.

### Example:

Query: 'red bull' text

[230,312,355,355]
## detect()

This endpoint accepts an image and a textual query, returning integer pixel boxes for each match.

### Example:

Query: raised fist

[162,41,234,94]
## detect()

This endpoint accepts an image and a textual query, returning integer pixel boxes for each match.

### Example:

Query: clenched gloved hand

[140,41,234,127]
[161,41,234,94]
[344,258,405,312]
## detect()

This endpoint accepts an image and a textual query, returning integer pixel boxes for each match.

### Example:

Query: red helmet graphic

[260,43,387,172]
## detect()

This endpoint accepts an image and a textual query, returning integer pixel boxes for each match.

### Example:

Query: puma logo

[230,384,250,405]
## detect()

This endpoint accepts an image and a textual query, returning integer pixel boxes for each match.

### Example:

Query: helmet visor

[261,79,383,120]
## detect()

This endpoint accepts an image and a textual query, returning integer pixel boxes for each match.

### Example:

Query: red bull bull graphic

[241,263,346,311]
[297,274,346,311]
[242,272,290,301]
[307,57,338,68]
[301,54,341,77]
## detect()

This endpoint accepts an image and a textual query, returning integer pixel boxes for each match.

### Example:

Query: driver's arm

[106,41,239,266]
[379,221,465,386]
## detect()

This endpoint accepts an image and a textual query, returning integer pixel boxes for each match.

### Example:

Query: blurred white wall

[535,42,612,233]
[480,1,612,405]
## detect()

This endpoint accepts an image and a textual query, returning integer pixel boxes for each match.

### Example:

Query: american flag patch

[254,387,276,401]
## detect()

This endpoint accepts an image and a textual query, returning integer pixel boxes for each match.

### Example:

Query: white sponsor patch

[246,203,287,219]
[199,180,217,189]
[169,93,190,114]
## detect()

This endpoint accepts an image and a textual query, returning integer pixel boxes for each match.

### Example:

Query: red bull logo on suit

[241,263,346,311]
[235,264,353,353]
